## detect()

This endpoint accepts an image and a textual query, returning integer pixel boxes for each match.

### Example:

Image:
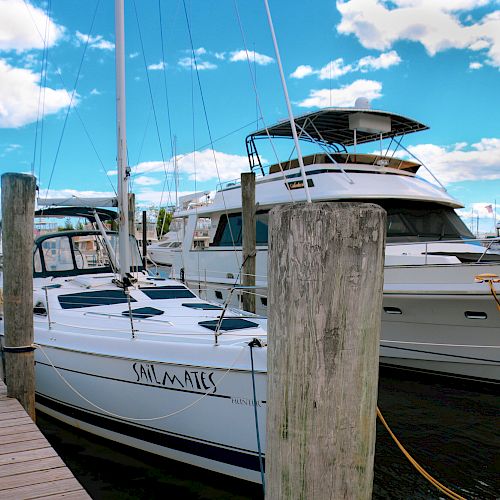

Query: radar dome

[354,97,371,109]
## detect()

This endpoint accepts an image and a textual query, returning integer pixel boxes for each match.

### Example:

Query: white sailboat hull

[33,336,267,483]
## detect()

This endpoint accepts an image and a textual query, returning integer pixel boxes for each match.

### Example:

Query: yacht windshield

[209,201,473,247]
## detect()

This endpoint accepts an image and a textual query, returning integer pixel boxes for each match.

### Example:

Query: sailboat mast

[115,0,130,280]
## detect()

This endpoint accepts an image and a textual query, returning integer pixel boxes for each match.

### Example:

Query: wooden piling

[1,173,36,421]
[142,210,148,269]
[266,202,386,499]
[241,172,256,313]
[128,192,136,237]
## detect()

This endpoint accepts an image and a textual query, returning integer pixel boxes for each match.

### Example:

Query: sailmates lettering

[132,363,217,393]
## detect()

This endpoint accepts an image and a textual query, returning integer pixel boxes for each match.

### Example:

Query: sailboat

[1,0,269,483]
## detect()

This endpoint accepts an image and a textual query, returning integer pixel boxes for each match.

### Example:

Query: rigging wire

[22,0,50,176]
[132,0,173,210]
[181,0,241,268]
[43,0,101,201]
[232,0,295,204]
[21,0,115,195]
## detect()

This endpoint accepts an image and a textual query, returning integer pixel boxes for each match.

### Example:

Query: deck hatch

[182,303,224,310]
[58,290,136,309]
[198,318,259,331]
[122,307,164,319]
[141,286,196,300]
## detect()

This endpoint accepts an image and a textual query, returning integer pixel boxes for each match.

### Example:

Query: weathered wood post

[142,210,148,269]
[1,173,36,421]
[266,202,386,499]
[241,172,256,313]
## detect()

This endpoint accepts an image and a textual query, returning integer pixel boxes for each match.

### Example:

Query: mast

[115,0,130,280]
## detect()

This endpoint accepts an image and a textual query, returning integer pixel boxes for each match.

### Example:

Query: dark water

[37,368,499,499]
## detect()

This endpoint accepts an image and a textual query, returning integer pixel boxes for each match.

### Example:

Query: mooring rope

[377,407,466,500]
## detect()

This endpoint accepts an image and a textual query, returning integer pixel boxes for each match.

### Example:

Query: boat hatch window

[182,303,224,310]
[42,236,74,272]
[198,318,259,331]
[121,307,164,318]
[141,286,196,300]
[211,212,269,247]
[58,290,137,309]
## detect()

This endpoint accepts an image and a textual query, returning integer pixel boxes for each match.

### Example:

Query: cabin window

[121,307,164,318]
[211,211,269,247]
[182,303,223,310]
[140,286,195,300]
[58,290,136,309]
[41,236,74,272]
[198,318,259,331]
[215,290,223,300]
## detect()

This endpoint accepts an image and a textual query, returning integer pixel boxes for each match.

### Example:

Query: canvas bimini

[149,101,500,383]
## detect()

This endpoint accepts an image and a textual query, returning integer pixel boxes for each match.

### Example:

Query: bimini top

[34,206,118,223]
[248,108,428,147]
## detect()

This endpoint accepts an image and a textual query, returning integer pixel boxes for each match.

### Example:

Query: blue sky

[0,0,499,232]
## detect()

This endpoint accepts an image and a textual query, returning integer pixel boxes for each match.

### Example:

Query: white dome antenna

[354,97,371,109]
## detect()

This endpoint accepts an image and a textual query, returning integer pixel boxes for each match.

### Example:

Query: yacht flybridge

[149,103,500,383]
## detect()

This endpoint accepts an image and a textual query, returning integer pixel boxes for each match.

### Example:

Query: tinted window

[198,318,259,331]
[59,290,136,309]
[141,286,195,300]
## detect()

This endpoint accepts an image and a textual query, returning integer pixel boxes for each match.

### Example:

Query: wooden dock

[0,380,90,499]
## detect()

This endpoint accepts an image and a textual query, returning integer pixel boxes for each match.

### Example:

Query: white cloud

[90,88,101,95]
[469,61,483,69]
[148,61,166,71]
[297,79,383,108]
[75,31,114,51]
[290,51,401,79]
[317,58,353,79]
[178,57,217,70]
[336,0,500,68]
[129,52,140,59]
[229,50,274,65]
[194,47,206,56]
[290,65,314,79]
[397,138,500,184]
[0,58,73,128]
[0,0,65,51]
[134,176,161,186]
[357,50,402,71]
[110,149,250,183]
[214,52,226,60]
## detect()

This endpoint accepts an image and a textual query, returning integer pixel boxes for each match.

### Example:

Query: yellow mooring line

[377,407,466,500]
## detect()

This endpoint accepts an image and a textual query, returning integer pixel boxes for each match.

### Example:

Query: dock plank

[1,423,37,436]
[0,431,42,445]
[0,466,73,490]
[0,380,89,498]
[0,478,84,500]
[0,456,65,478]
[0,448,57,467]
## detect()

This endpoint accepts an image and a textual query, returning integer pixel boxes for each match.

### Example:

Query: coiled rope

[377,407,466,500]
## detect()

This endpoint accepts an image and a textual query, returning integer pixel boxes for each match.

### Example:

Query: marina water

[37,367,498,499]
